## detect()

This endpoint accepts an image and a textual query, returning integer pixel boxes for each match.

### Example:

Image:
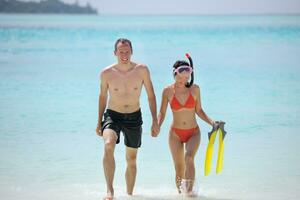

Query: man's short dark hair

[114,38,133,53]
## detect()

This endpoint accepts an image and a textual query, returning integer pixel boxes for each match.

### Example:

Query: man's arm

[141,65,160,136]
[96,70,109,136]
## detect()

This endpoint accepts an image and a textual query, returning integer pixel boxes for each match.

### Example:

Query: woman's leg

[169,129,185,193]
[185,130,200,193]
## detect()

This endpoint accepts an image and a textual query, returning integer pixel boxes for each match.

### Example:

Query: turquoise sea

[1,14,300,200]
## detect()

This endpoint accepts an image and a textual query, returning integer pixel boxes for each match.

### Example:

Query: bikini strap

[189,90,194,98]
[171,84,176,99]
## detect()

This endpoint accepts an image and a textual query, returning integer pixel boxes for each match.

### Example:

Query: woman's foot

[185,179,194,193]
[176,176,182,193]
[181,179,196,196]
[186,190,198,198]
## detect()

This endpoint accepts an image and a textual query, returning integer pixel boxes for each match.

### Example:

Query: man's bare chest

[108,74,143,91]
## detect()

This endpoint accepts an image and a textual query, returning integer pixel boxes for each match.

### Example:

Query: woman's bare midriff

[171,109,198,129]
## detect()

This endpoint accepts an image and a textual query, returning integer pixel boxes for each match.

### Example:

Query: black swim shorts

[101,109,143,148]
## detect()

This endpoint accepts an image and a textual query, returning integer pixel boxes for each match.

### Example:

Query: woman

[158,54,216,195]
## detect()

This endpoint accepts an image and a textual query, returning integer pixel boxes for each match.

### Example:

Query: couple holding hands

[96,38,221,200]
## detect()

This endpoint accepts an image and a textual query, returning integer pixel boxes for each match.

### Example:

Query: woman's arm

[194,85,214,126]
[158,87,169,127]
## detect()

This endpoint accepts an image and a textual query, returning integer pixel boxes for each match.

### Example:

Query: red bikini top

[170,90,196,111]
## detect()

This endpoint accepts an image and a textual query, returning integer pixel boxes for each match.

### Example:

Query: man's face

[114,42,132,64]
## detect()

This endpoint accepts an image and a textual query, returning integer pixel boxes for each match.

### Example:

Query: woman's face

[174,66,192,85]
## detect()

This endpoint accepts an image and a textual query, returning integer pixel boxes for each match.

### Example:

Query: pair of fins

[204,121,227,176]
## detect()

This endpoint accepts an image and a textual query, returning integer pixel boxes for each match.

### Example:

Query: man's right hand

[96,123,103,137]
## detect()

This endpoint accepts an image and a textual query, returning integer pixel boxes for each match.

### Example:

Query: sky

[20,0,300,15]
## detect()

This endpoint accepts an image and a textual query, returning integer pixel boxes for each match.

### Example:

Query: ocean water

[0,14,300,200]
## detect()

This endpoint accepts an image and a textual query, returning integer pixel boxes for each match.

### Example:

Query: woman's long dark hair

[173,53,194,88]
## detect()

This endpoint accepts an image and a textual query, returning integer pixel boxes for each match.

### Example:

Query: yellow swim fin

[216,122,226,174]
[204,123,219,176]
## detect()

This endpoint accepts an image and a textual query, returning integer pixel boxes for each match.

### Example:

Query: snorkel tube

[185,53,194,88]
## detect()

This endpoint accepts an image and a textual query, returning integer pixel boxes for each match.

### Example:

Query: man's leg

[125,147,138,195]
[102,129,118,199]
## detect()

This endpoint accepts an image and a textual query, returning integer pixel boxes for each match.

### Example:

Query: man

[96,38,160,200]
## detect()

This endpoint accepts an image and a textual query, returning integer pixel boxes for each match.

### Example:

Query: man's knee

[126,153,137,166]
[104,139,115,154]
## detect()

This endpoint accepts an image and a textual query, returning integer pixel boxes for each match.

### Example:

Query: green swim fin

[204,122,219,176]
[216,122,226,174]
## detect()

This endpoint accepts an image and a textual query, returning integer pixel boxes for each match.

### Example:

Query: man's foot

[103,190,114,200]
[103,195,113,200]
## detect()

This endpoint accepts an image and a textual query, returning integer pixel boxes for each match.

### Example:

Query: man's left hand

[151,121,160,137]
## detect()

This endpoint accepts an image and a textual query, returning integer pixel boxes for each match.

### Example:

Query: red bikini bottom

[172,126,199,143]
